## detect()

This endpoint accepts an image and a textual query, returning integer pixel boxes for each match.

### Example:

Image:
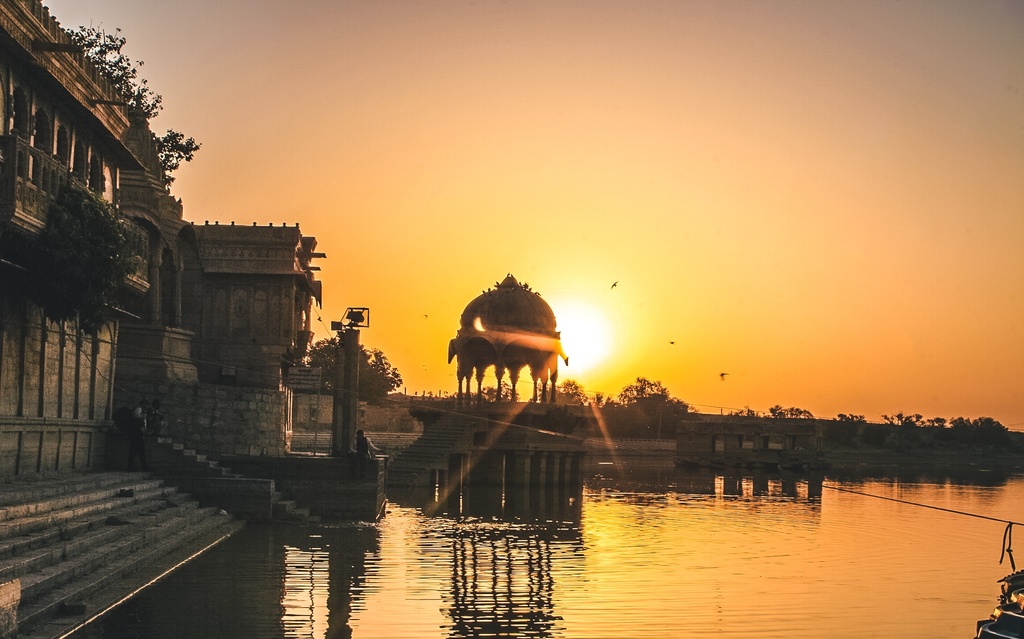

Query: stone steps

[387,418,472,487]
[152,439,320,525]
[0,472,244,638]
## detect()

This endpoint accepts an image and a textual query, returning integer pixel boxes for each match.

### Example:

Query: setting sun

[553,300,614,378]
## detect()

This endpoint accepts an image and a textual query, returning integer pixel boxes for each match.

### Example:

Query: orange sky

[45,1,1024,426]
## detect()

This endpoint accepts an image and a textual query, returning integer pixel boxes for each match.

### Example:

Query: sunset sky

[45,1,1024,426]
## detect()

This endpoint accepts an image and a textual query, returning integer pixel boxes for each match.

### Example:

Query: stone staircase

[0,472,244,639]
[147,437,319,525]
[386,417,472,488]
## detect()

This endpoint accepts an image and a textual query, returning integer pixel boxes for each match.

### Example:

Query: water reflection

[389,481,584,638]
[70,460,1024,639]
[280,524,377,639]
[69,523,379,639]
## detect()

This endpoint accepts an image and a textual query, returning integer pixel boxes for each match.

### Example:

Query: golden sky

[46,1,1024,426]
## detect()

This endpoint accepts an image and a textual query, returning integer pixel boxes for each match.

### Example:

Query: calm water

[71,458,1024,639]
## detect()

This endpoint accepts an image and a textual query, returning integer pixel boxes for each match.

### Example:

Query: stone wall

[0,290,114,478]
[114,380,291,457]
[291,394,422,434]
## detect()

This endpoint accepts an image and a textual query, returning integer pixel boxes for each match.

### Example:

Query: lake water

[70,457,1024,639]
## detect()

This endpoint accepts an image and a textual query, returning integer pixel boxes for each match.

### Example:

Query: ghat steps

[386,418,472,488]
[143,437,320,524]
[0,472,244,639]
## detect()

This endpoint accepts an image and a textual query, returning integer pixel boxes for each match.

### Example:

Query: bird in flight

[423,314,428,319]
[610,281,619,289]
[669,341,676,345]
[719,372,729,381]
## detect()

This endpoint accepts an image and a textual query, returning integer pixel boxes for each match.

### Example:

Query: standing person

[127,399,150,471]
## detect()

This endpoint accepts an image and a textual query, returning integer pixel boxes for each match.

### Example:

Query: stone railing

[0,134,71,234]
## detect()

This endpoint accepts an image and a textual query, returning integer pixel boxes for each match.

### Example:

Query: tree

[882,412,924,449]
[69,26,200,185]
[0,185,134,329]
[557,380,589,405]
[618,377,670,405]
[304,338,403,405]
[924,417,947,429]
[882,412,924,428]
[361,347,403,404]
[155,131,201,186]
[729,407,760,418]
[769,405,814,419]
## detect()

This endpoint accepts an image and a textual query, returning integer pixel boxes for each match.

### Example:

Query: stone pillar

[331,329,360,457]
[172,260,183,327]
[148,248,162,325]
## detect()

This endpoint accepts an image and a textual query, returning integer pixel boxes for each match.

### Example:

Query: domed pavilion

[448,275,568,404]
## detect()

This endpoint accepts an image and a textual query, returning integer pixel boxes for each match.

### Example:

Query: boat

[976,570,1024,637]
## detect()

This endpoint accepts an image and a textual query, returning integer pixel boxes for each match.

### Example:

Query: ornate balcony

[0,134,72,234]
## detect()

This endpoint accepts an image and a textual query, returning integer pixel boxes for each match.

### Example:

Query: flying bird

[669,341,676,345]
[719,372,729,381]
[610,281,618,289]
[423,314,428,319]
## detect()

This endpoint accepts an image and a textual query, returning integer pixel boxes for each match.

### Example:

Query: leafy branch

[68,26,200,186]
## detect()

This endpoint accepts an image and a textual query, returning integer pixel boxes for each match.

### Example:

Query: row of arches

[453,336,563,404]
[8,84,113,198]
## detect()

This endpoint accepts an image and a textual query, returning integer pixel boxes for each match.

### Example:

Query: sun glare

[554,300,614,376]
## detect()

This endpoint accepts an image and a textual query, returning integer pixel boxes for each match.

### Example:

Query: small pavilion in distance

[448,275,568,405]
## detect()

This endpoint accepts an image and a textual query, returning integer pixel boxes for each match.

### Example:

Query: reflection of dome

[448,275,567,404]
[459,275,557,336]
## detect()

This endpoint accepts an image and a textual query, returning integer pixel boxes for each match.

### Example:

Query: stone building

[0,0,145,476]
[676,415,826,471]
[112,112,324,457]
[448,274,567,404]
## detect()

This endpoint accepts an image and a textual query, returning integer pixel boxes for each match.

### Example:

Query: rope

[1002,523,1017,571]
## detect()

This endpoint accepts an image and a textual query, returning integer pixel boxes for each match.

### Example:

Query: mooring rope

[1002,523,1017,571]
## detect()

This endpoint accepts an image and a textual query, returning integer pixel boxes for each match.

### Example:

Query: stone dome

[449,274,566,404]
[459,274,557,336]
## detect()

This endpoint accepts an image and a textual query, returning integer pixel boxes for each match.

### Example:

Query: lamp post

[330,307,369,457]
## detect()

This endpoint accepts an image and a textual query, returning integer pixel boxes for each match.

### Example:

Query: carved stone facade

[0,1,324,462]
[0,0,144,476]
[113,113,323,456]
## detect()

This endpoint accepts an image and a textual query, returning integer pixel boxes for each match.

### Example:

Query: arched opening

[72,141,86,181]
[56,125,70,165]
[88,154,103,193]
[11,87,28,136]
[160,247,177,327]
[33,109,51,152]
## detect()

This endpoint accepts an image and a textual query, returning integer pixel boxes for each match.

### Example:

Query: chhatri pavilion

[448,275,568,404]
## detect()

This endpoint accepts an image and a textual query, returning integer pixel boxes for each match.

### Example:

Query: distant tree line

[824,412,1014,451]
[554,377,692,439]
[553,378,1017,450]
